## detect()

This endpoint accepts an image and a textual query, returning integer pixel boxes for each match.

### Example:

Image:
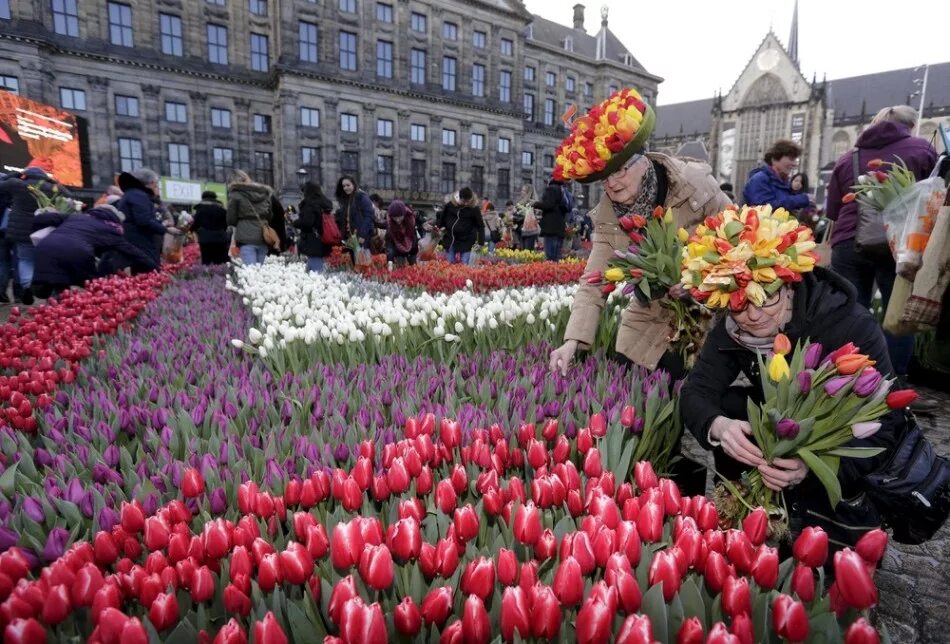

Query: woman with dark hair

[385,200,418,267]
[742,139,815,211]
[334,175,375,250]
[438,187,484,265]
[295,181,334,272]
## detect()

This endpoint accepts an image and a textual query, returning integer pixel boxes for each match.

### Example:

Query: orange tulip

[772,334,791,356]
[842,193,857,204]
[835,353,875,375]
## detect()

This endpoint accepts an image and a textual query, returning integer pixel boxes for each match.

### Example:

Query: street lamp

[911,64,929,137]
[296,167,308,187]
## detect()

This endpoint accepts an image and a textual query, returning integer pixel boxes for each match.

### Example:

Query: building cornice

[523,39,663,83]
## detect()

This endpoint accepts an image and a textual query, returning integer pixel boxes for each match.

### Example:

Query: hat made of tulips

[552,87,655,184]
[680,205,819,311]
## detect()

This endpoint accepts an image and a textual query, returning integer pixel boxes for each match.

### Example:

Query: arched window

[832,130,851,159]
[734,74,790,189]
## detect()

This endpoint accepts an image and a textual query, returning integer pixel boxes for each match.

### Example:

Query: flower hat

[680,205,819,311]
[552,87,655,184]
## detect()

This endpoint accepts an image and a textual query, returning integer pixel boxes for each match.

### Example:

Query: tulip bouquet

[28,182,80,215]
[590,206,709,364]
[1,409,886,643]
[843,157,917,213]
[716,333,914,537]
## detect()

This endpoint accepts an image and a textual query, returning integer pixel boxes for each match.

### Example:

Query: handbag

[852,149,891,261]
[865,414,950,545]
[522,210,540,236]
[253,208,280,250]
[321,212,343,246]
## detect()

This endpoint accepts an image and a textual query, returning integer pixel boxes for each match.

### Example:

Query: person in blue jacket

[741,139,815,211]
[30,205,158,299]
[115,169,174,272]
[333,175,375,250]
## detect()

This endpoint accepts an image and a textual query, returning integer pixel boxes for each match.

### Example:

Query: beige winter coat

[563,152,732,369]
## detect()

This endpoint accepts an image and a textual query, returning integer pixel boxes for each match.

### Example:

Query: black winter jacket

[295,195,334,258]
[681,268,903,541]
[0,169,67,244]
[534,185,567,238]
[439,200,484,253]
[192,199,229,245]
[116,173,166,265]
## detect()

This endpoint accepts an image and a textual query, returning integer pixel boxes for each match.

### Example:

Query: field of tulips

[229,261,626,368]
[0,254,892,642]
[378,260,585,294]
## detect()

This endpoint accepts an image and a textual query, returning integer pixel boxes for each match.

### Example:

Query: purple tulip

[824,376,853,397]
[776,418,800,439]
[802,342,824,369]
[23,497,45,524]
[0,526,19,550]
[209,488,227,514]
[853,368,882,398]
[796,371,812,396]
[42,528,69,563]
[79,492,95,518]
[65,478,85,504]
[103,445,120,468]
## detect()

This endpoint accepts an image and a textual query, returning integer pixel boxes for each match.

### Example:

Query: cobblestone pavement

[682,385,950,643]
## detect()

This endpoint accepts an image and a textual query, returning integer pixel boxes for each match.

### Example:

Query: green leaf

[52,498,83,525]
[164,619,200,644]
[798,449,842,508]
[640,583,669,644]
[824,447,885,459]
[0,463,18,499]
[287,600,323,644]
[612,437,637,484]
[678,577,707,629]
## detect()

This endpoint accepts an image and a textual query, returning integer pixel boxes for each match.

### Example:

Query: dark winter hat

[201,190,218,200]
[459,187,474,201]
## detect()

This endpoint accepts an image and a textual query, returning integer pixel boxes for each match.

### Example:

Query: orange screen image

[0,92,84,187]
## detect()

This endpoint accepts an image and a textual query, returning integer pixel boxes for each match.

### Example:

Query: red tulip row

[0,413,887,643]
[0,252,196,432]
[375,259,586,294]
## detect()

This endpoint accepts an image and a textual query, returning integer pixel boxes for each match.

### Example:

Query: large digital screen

[0,92,84,187]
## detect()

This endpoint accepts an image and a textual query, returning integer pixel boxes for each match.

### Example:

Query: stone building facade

[0,0,658,208]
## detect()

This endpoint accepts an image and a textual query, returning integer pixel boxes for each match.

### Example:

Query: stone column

[140,84,163,171]
[323,97,340,184]
[189,91,209,181]
[362,103,377,188]
[397,109,412,191]
[276,88,300,193]
[234,97,252,171]
[86,76,112,187]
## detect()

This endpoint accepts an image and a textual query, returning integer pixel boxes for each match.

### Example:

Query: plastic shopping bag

[30,227,55,246]
[882,175,946,278]
[355,248,372,267]
[162,234,183,263]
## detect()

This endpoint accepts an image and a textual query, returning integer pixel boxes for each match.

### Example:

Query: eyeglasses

[729,290,785,314]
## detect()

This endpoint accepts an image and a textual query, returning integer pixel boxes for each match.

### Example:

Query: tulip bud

[533,529,557,561]
[223,584,251,617]
[420,586,453,627]
[149,592,179,632]
[460,557,495,601]
[844,618,880,644]
[394,596,422,636]
[722,576,751,618]
[500,586,531,642]
[648,550,681,602]
[751,545,779,589]
[677,616,705,644]
[792,526,828,568]
[772,594,810,642]
[358,544,394,591]
[552,556,584,607]
[182,468,205,498]
[512,503,541,546]
[461,594,491,644]
[253,612,288,644]
[616,614,654,644]
[634,461,658,490]
[855,528,888,565]
[833,549,878,610]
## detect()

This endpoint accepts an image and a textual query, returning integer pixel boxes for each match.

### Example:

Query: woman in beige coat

[549,154,730,376]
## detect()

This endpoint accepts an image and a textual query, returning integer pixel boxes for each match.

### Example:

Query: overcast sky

[523,0,947,105]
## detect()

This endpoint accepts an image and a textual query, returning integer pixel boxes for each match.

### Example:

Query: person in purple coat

[30,205,157,299]
[825,104,938,411]
[742,139,815,211]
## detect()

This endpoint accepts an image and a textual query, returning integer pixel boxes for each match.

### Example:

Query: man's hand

[758,458,809,491]
[709,417,765,467]
[549,340,579,376]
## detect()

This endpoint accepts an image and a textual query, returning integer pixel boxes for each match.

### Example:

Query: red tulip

[500,586,531,642]
[527,439,547,469]
[833,549,878,609]
[677,616,705,644]
[611,569,642,614]
[439,620,462,644]
[257,553,283,592]
[72,563,105,607]
[791,563,815,602]
[637,501,663,542]
[461,556,496,600]
[191,566,215,603]
[725,529,755,574]
[844,618,881,644]
[589,411,607,437]
[120,502,145,533]
[440,418,461,449]
[588,492,621,528]
[731,612,754,644]
[253,612,288,644]
[634,461,658,490]
[143,516,170,552]
[529,583,561,639]
[722,576,751,618]
[461,594,491,644]
[148,592,178,632]
[303,525,329,561]
[453,504,479,543]
[204,519,231,560]
[583,447,603,478]
[707,622,740,644]
[4,618,47,644]
[386,457,410,494]
[421,586,454,627]
[394,596,422,636]
[358,544,394,591]
[591,524,616,569]
[546,556,582,607]
[91,584,122,624]
[886,389,917,409]
[214,619,248,644]
[742,507,768,546]
[855,528,888,565]
[328,575,357,624]
[387,518,422,562]
[768,595,808,642]
[751,545,779,589]
[577,427,593,454]
[280,542,314,585]
[40,583,71,625]
[659,478,683,515]
[533,528,557,561]
[792,526,828,567]
[339,598,386,644]
[616,614,654,644]
[497,548,518,586]
[435,480,458,514]
[223,584,251,617]
[229,546,253,580]
[93,532,119,567]
[648,550,681,602]
[561,532,596,575]
[182,468,205,498]
[97,607,130,643]
[331,520,363,571]
[513,503,541,546]
[576,586,615,644]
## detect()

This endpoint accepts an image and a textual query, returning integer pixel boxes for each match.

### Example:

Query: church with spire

[651,0,949,203]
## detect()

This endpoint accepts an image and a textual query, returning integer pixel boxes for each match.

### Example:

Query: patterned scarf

[610,156,659,219]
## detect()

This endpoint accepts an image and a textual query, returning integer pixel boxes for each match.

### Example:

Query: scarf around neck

[610,158,659,219]
[724,293,794,353]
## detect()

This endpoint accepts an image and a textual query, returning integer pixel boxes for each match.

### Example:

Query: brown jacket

[563,152,732,369]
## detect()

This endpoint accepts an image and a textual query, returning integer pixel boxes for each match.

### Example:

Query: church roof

[528,15,646,71]
[828,62,950,124]
[653,98,714,140]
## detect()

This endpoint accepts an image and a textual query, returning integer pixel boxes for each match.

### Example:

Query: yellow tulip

[663,209,673,224]
[745,281,767,305]
[604,267,625,282]
[677,228,689,243]
[768,354,791,381]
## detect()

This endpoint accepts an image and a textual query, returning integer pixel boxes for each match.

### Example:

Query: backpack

[561,186,576,214]
[321,211,343,246]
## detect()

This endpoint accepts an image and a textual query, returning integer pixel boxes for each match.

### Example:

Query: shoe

[20,287,33,306]
[910,396,940,416]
